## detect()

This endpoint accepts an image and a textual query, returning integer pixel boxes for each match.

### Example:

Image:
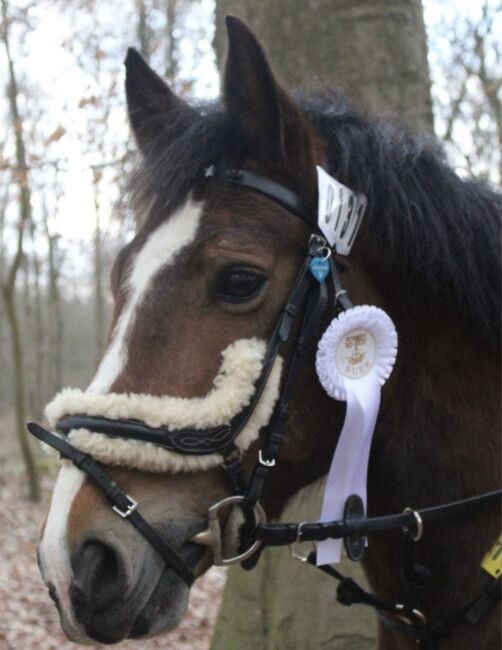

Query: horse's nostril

[72,540,127,610]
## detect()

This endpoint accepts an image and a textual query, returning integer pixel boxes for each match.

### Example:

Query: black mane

[131,92,501,347]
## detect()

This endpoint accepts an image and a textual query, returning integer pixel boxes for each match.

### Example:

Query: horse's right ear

[124,48,192,153]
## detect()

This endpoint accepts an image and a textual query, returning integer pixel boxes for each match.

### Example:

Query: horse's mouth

[67,539,208,644]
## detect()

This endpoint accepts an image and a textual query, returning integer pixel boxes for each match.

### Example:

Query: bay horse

[30,16,500,649]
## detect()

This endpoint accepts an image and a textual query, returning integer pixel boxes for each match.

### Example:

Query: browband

[218,168,316,227]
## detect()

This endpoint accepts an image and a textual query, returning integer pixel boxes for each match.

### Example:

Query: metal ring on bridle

[402,507,423,542]
[309,233,332,261]
[318,246,332,262]
[203,495,267,566]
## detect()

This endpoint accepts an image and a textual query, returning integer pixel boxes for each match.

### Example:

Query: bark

[1,0,40,501]
[211,1,433,648]
[214,0,434,134]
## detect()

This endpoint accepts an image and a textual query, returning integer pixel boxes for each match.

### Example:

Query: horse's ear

[124,48,191,153]
[223,16,284,159]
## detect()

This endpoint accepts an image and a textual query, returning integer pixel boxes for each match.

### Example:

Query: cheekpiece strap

[27,422,195,587]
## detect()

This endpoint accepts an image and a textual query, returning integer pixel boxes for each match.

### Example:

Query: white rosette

[315,305,397,565]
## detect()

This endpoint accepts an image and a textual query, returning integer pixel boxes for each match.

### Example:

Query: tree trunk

[32,244,45,417]
[2,286,40,500]
[1,0,40,501]
[214,0,433,134]
[211,1,433,648]
[43,199,64,399]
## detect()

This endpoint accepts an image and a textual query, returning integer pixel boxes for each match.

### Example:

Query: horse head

[33,14,501,649]
[35,17,361,643]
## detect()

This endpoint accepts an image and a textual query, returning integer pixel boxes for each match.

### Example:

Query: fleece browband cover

[44,338,283,473]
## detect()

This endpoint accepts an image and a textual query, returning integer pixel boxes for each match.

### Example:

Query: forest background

[0,0,500,499]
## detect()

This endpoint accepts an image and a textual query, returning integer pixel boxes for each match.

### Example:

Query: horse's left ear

[125,48,194,153]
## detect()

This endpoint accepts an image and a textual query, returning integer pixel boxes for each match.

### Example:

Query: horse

[30,15,501,649]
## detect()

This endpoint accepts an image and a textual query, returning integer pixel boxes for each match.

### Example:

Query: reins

[27,167,501,644]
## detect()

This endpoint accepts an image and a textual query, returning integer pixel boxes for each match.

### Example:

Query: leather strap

[27,423,194,587]
[307,552,501,645]
[221,169,316,227]
[255,490,502,545]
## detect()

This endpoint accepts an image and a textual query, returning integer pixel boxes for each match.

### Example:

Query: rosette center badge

[335,327,376,380]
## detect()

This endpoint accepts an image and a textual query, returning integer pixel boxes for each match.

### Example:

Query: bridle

[28,167,501,646]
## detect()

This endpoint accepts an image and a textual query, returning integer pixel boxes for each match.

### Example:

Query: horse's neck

[362,314,500,647]
[371,317,499,511]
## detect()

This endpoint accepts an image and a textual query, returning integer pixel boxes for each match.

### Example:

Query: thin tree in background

[42,172,64,398]
[164,0,178,82]
[92,166,106,365]
[137,0,151,60]
[430,0,501,183]
[1,0,40,501]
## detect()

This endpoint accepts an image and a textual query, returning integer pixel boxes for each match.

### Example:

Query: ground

[0,473,226,650]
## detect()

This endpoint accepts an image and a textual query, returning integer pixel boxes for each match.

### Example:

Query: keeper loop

[402,507,424,542]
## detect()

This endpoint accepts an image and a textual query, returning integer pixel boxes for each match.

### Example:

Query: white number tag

[316,166,367,255]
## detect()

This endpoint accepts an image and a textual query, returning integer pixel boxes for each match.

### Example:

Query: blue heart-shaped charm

[309,257,330,282]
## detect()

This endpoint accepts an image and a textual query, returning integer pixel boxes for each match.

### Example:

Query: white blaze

[38,463,85,633]
[88,199,203,394]
[40,199,202,629]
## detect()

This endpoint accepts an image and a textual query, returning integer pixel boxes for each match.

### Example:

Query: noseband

[28,168,501,644]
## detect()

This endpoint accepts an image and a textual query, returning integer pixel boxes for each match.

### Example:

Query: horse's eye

[217,267,266,303]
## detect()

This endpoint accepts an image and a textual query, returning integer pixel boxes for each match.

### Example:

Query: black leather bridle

[28,167,501,644]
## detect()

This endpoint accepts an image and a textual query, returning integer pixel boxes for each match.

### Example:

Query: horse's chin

[62,578,190,645]
[127,579,190,642]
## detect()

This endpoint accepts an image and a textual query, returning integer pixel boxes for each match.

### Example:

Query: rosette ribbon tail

[314,305,398,566]
[316,380,381,565]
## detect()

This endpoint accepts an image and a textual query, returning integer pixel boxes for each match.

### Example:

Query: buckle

[394,603,427,626]
[112,495,138,518]
[259,449,276,467]
[289,521,315,562]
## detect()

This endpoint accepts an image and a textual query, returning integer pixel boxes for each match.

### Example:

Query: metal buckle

[259,449,276,467]
[289,521,315,562]
[402,507,424,542]
[191,495,267,566]
[394,603,427,626]
[112,495,138,518]
[309,233,327,249]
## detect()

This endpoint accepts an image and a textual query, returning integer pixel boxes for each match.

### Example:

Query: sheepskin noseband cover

[44,338,283,473]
